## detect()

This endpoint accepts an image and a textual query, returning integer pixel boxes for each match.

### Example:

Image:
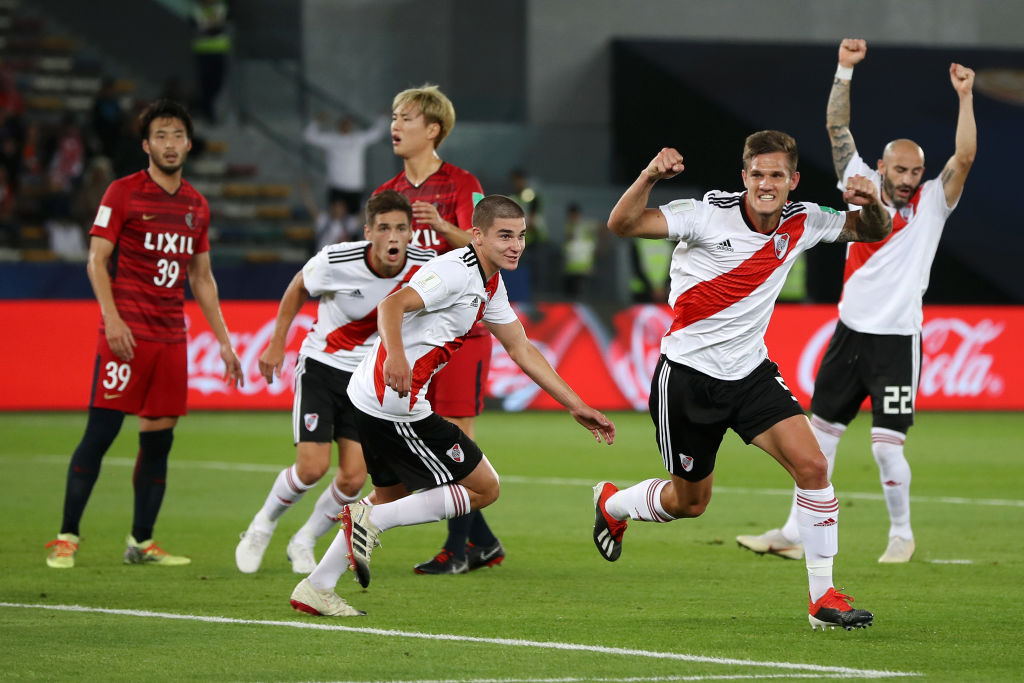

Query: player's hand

[842,174,880,207]
[221,343,244,389]
[645,148,685,181]
[258,345,284,384]
[571,406,616,445]
[950,63,975,97]
[411,201,443,230]
[838,38,866,67]
[104,315,136,362]
[382,355,412,398]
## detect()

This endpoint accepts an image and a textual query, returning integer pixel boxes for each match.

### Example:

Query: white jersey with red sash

[348,245,518,421]
[659,191,846,380]
[838,153,957,335]
[300,241,434,371]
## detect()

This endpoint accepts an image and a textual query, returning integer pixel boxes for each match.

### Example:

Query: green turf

[1,410,1022,681]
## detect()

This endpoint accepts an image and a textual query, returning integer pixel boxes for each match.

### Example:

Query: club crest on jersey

[445,443,465,463]
[679,454,694,472]
[773,233,790,260]
[304,413,319,431]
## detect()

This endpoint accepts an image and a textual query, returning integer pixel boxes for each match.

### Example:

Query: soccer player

[592,132,891,630]
[234,191,433,574]
[736,40,977,565]
[375,84,503,575]
[45,99,243,568]
[289,195,615,617]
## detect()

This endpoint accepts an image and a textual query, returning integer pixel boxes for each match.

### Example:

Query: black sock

[468,509,498,547]
[60,408,125,536]
[442,512,474,559]
[131,428,173,542]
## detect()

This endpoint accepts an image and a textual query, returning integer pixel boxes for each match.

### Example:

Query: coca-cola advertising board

[2,301,1021,411]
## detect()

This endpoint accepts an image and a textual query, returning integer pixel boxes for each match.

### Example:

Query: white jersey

[299,241,434,371]
[838,154,956,335]
[659,191,846,380]
[348,245,518,421]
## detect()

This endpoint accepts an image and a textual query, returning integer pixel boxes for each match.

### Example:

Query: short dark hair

[742,130,798,173]
[472,194,524,231]
[139,99,194,141]
[365,190,412,226]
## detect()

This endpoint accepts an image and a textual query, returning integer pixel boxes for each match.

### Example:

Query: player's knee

[792,453,829,489]
[663,482,710,518]
[333,469,367,498]
[295,459,328,486]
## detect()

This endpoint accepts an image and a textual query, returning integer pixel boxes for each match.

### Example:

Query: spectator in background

[45,113,85,219]
[629,239,672,303]
[562,202,602,298]
[112,102,150,178]
[0,107,22,191]
[0,165,16,246]
[0,67,24,118]
[18,120,44,193]
[191,0,231,124]
[300,179,361,253]
[73,156,115,228]
[509,168,552,297]
[304,112,388,216]
[91,77,124,159]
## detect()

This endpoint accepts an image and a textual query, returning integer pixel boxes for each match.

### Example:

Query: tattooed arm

[826,39,867,179]
[941,63,977,208]
[835,175,892,243]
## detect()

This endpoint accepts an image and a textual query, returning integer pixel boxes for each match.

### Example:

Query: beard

[882,174,917,209]
[152,156,185,175]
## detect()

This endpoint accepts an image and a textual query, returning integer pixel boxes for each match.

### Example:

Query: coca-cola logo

[608,305,674,410]
[185,313,315,396]
[797,316,1005,400]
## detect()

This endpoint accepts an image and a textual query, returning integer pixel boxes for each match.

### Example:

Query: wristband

[835,65,854,80]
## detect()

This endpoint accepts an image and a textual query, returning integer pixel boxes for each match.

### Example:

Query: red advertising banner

[2,301,1022,411]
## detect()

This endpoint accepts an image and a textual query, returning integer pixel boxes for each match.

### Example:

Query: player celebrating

[234,191,433,574]
[45,99,243,569]
[375,84,503,575]
[736,40,977,564]
[289,195,615,617]
[592,132,890,630]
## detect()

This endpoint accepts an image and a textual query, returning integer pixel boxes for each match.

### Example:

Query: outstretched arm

[486,319,615,445]
[607,148,683,239]
[826,38,867,179]
[835,175,892,243]
[941,63,977,208]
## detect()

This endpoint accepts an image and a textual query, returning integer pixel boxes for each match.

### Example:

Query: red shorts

[89,331,188,418]
[427,325,491,418]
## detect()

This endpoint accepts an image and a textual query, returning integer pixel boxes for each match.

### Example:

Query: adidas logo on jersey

[348,289,364,298]
[713,239,734,252]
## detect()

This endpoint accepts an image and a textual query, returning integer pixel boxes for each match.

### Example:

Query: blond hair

[392,84,456,149]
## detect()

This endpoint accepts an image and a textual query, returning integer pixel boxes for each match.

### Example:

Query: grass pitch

[1,410,1022,681]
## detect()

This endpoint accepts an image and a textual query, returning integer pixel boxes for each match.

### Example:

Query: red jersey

[90,169,211,343]
[374,161,483,254]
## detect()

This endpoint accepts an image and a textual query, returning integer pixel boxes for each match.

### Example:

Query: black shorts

[810,320,920,433]
[649,355,806,482]
[353,410,484,491]
[292,357,360,444]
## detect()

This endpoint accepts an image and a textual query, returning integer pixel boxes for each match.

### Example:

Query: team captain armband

[667,199,695,214]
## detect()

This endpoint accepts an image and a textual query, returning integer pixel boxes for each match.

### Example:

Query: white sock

[872,427,912,540]
[307,527,350,590]
[368,484,471,532]
[796,484,839,603]
[256,465,317,529]
[294,481,360,543]
[605,479,675,522]
[782,415,844,543]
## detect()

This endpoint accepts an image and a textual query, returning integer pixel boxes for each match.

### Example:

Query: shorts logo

[679,454,694,472]
[304,413,319,431]
[773,233,790,260]
[446,443,465,463]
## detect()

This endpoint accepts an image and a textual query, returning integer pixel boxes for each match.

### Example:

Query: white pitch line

[6,455,1024,509]
[0,603,916,679]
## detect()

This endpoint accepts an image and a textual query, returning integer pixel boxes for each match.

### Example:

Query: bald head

[877,139,925,209]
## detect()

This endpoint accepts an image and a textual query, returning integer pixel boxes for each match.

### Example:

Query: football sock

[256,465,317,530]
[131,428,173,542]
[605,478,675,522]
[467,509,499,547]
[368,484,470,532]
[442,513,473,559]
[781,415,844,543]
[796,484,839,603]
[295,481,357,542]
[61,408,124,535]
[308,528,350,590]
[871,427,913,540]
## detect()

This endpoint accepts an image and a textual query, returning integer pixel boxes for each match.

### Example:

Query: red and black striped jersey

[89,169,211,343]
[374,162,483,254]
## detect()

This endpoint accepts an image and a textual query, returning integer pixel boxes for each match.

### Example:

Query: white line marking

[0,603,917,679]
[928,559,974,565]
[6,455,1024,509]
